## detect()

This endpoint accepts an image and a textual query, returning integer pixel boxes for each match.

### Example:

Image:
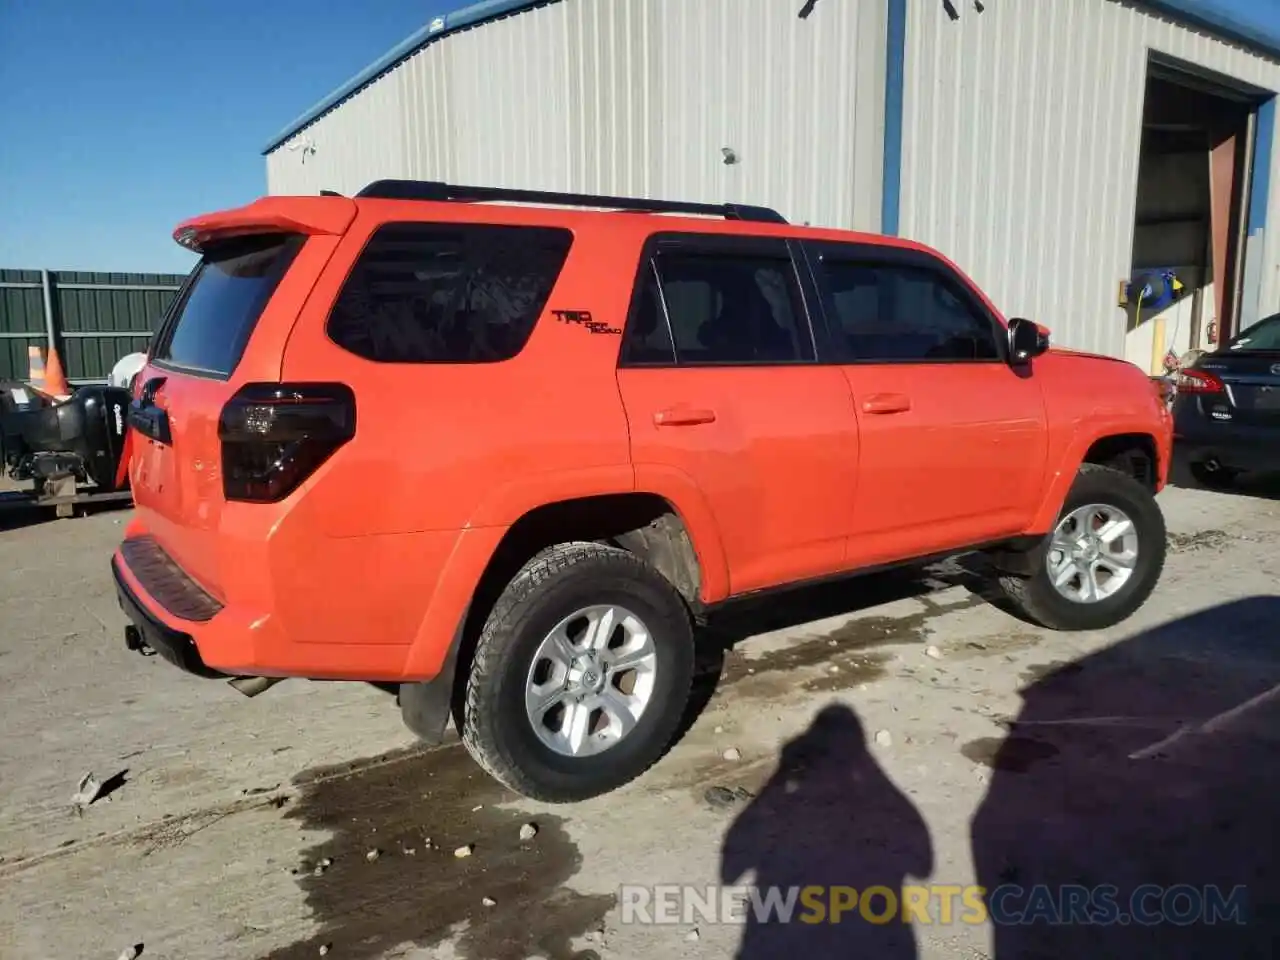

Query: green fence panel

[0,269,186,383]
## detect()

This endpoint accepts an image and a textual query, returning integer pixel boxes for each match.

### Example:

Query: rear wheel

[460,541,694,803]
[997,464,1166,631]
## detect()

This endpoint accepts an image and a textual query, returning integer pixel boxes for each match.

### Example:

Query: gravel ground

[1,466,1278,960]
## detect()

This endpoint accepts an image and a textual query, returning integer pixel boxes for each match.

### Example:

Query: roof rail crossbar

[353,179,788,224]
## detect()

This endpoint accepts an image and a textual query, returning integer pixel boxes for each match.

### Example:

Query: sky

[0,0,444,274]
[4,0,1280,276]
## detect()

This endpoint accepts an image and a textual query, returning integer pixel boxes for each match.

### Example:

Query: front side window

[327,222,573,363]
[820,259,1000,362]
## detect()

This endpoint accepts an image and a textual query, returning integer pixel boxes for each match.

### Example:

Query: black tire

[459,541,695,803]
[1189,460,1238,489]
[997,464,1166,631]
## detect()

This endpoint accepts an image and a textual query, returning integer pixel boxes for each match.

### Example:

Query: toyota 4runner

[112,180,1173,802]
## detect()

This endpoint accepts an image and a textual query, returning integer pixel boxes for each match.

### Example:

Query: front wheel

[459,541,695,803]
[997,464,1166,631]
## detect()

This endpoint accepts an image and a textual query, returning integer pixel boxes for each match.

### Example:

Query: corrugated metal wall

[0,270,183,383]
[899,0,1280,357]
[266,0,887,233]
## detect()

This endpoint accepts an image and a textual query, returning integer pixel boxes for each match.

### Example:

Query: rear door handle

[861,393,911,415]
[654,407,717,426]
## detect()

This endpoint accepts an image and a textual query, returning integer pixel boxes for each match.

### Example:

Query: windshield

[1224,312,1280,353]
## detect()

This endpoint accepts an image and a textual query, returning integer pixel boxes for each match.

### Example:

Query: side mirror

[1008,317,1050,364]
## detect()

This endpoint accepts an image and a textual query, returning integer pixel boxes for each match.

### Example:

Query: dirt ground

[1,466,1278,960]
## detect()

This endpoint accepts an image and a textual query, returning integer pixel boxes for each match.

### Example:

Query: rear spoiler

[173,196,357,253]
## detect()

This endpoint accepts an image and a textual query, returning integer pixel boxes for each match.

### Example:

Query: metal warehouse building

[263,0,1280,372]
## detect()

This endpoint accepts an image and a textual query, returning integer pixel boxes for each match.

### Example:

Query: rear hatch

[1182,314,1280,427]
[127,198,354,599]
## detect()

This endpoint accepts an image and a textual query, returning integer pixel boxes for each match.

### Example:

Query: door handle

[654,407,717,426]
[861,393,911,415]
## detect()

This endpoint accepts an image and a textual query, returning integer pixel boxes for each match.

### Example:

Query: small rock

[482,896,497,907]
[859,684,868,691]
[874,729,893,748]
[925,645,943,660]
[365,848,380,862]
[829,665,840,674]
[402,847,416,856]
[318,945,331,956]
[424,837,433,849]
[722,747,742,761]
[747,667,755,674]
[319,857,333,868]
[713,725,724,734]
[828,639,838,647]
[472,804,483,812]
[519,823,538,841]
[117,947,142,960]
[686,928,701,942]
[454,844,474,858]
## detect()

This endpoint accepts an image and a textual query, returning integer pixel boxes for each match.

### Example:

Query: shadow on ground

[0,489,132,532]
[717,596,1280,958]
[721,703,933,958]
[972,594,1280,957]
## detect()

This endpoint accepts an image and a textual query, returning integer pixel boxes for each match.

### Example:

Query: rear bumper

[1174,412,1280,473]
[109,522,499,683]
[112,555,226,679]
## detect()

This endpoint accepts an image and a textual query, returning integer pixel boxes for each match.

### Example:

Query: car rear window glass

[153,233,302,377]
[326,222,574,363]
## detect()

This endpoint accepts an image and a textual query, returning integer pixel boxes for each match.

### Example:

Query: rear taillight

[218,382,355,503]
[1174,369,1225,394]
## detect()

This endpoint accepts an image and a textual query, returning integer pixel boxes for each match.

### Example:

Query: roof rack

[352,179,788,224]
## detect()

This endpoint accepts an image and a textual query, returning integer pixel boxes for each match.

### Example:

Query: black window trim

[798,240,1010,366]
[617,231,822,369]
[148,232,306,383]
[323,219,576,366]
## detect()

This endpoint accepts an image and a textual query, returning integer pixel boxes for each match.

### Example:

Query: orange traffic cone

[43,345,71,399]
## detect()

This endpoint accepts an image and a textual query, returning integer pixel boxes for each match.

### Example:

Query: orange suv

[112,180,1173,802]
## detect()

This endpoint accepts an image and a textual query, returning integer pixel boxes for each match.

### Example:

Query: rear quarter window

[152,233,302,377]
[325,222,574,363]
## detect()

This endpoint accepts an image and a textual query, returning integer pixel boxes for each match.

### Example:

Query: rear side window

[327,222,574,363]
[153,233,302,377]
[622,245,815,365]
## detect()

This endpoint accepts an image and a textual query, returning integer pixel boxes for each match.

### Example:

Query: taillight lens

[218,382,355,502]
[1174,369,1225,394]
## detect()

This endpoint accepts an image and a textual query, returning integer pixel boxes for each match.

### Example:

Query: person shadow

[720,703,933,959]
[971,596,1280,959]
